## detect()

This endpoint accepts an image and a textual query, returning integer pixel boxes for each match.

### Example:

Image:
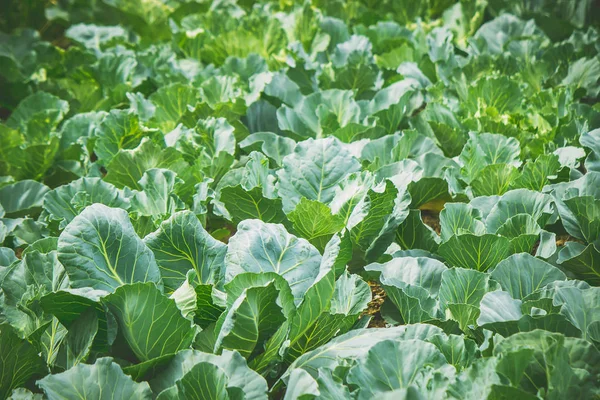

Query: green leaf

[1,250,68,336]
[491,253,567,299]
[193,284,225,328]
[0,324,47,399]
[459,132,521,183]
[215,280,286,359]
[347,339,447,399]
[367,80,423,134]
[65,24,132,54]
[7,388,45,400]
[0,180,49,218]
[225,219,322,302]
[37,357,152,400]
[0,137,59,181]
[561,57,600,97]
[7,92,69,142]
[103,282,195,362]
[485,189,554,234]
[427,333,478,371]
[581,128,600,172]
[465,76,522,115]
[130,168,184,218]
[57,204,161,292]
[366,256,447,324]
[556,242,600,285]
[254,250,338,371]
[554,286,600,342]
[439,234,510,272]
[283,324,444,379]
[513,154,561,191]
[395,210,441,252]
[321,36,379,96]
[54,308,98,370]
[145,211,226,292]
[167,362,229,400]
[282,272,370,365]
[277,137,361,212]
[493,330,600,398]
[439,203,486,242]
[408,177,453,208]
[471,164,519,197]
[329,271,371,316]
[28,319,67,373]
[563,196,600,247]
[476,291,523,326]
[240,132,296,167]
[104,138,187,190]
[428,122,466,158]
[94,110,146,166]
[277,90,361,138]
[391,130,444,161]
[288,198,345,252]
[150,349,268,399]
[149,83,199,133]
[39,288,115,351]
[283,369,319,400]
[219,185,288,225]
[43,177,130,227]
[439,268,495,330]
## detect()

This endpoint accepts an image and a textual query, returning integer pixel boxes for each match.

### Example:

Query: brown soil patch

[365,280,387,328]
[421,210,441,234]
[555,234,574,247]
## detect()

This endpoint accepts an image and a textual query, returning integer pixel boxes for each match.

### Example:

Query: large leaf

[485,190,554,234]
[350,181,411,265]
[7,92,69,142]
[94,110,146,166]
[283,324,444,379]
[395,209,441,252]
[277,137,361,212]
[284,271,370,363]
[1,249,68,336]
[366,256,447,324]
[225,220,322,302]
[37,357,152,400]
[556,242,600,285]
[439,268,496,331]
[346,339,448,399]
[239,132,296,166]
[145,211,226,292]
[554,286,600,343]
[491,253,567,299]
[103,283,195,362]
[287,198,344,252]
[0,180,49,218]
[39,288,115,351]
[57,204,161,291]
[219,185,288,225]
[0,324,47,399]
[43,178,130,227]
[439,203,486,241]
[150,350,268,399]
[215,280,286,359]
[149,83,199,132]
[130,168,185,217]
[104,138,187,190]
[438,234,510,272]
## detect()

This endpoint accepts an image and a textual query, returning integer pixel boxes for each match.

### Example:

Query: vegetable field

[1,0,600,398]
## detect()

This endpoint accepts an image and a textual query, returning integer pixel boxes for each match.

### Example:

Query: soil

[365,280,387,328]
[421,210,441,234]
